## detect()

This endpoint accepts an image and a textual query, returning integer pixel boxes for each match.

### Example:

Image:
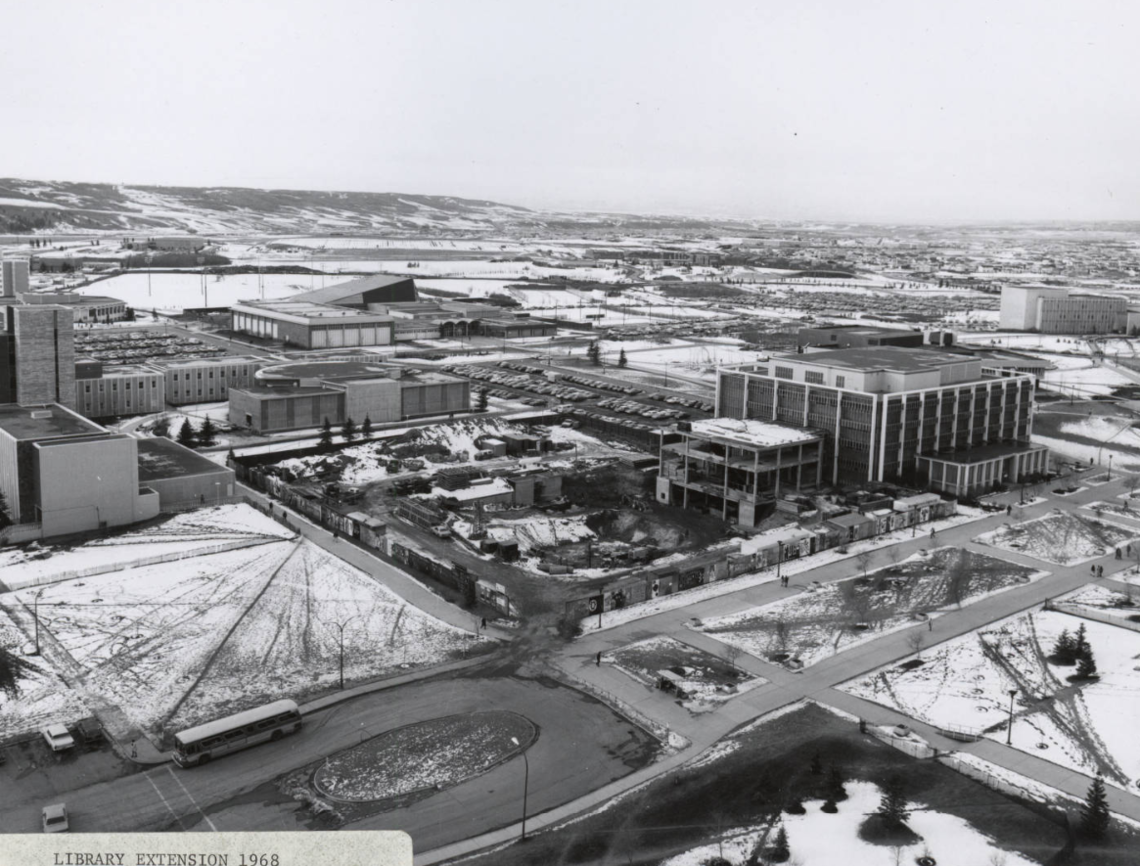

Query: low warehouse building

[136,437,236,509]
[74,363,166,419]
[230,300,395,349]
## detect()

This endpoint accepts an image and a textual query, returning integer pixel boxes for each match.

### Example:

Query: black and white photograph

[2,1,1139,863]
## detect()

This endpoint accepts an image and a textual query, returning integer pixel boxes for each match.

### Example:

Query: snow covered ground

[78,272,315,313]
[0,522,483,739]
[973,511,1139,565]
[0,613,91,739]
[844,609,1140,790]
[660,780,1035,866]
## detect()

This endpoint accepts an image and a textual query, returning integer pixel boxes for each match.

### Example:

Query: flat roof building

[717,346,1047,493]
[230,300,395,349]
[797,325,925,350]
[136,437,236,510]
[999,285,1127,334]
[74,363,165,419]
[657,417,825,526]
[150,355,264,405]
[287,274,417,308]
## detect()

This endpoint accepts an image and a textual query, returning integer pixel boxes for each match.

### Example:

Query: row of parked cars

[661,394,714,412]
[442,364,593,402]
[596,396,688,421]
[562,406,663,434]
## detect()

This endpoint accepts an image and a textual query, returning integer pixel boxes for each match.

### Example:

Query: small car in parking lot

[42,803,69,833]
[42,724,75,752]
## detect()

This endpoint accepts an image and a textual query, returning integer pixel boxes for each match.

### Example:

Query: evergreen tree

[820,797,837,814]
[318,417,334,451]
[0,490,10,528]
[1074,623,1091,661]
[361,415,373,439]
[1051,628,1077,665]
[769,825,790,863]
[1076,650,1098,679]
[587,342,601,366]
[877,775,910,830]
[618,347,628,368]
[827,766,848,802]
[1079,775,1111,841]
[342,417,357,442]
[152,416,170,438]
[198,417,217,448]
[176,419,196,448]
[476,388,489,411]
[0,645,41,700]
[784,795,805,815]
[810,753,823,775]
[226,448,236,465]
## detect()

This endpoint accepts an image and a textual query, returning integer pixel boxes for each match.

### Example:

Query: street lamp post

[776,540,784,581]
[32,588,47,655]
[215,481,220,506]
[509,736,530,841]
[328,617,358,689]
[1108,455,1113,481]
[1006,689,1018,745]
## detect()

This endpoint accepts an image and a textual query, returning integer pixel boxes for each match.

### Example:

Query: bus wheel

[271,730,284,741]
[198,754,210,766]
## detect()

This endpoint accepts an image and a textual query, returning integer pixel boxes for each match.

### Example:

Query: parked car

[430,525,451,538]
[42,803,68,833]
[42,724,75,752]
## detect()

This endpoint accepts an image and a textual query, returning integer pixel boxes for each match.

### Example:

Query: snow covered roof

[687,417,819,448]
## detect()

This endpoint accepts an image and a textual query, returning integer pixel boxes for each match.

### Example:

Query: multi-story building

[797,325,925,350]
[2,259,30,298]
[228,361,469,433]
[0,403,160,537]
[0,304,76,409]
[656,417,825,526]
[21,293,128,323]
[716,346,1048,496]
[999,285,1127,334]
[153,355,263,405]
[74,363,165,419]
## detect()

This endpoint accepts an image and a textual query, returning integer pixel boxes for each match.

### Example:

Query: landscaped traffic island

[314,710,536,802]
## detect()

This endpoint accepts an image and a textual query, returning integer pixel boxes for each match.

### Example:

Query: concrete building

[136,437,235,509]
[75,363,165,419]
[999,285,1127,334]
[656,417,825,526]
[2,259,30,298]
[153,355,264,405]
[716,346,1047,492]
[0,403,159,537]
[20,293,128,323]
[479,317,559,339]
[229,361,468,433]
[797,325,925,350]
[230,300,395,349]
[286,274,417,308]
[0,304,76,409]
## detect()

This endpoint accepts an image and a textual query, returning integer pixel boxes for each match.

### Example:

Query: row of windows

[83,380,159,393]
[804,371,825,384]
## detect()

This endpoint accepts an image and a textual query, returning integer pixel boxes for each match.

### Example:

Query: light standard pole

[327,616,358,689]
[509,736,530,841]
[776,540,784,581]
[32,588,47,655]
[1108,455,1113,481]
[215,481,220,506]
[1006,689,1018,745]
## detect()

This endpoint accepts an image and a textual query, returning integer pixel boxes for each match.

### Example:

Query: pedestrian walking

[1006,504,1012,515]
[1091,565,1097,576]
[928,617,933,631]
[1098,565,1104,578]
[480,617,487,630]
[596,651,601,667]
[930,528,936,540]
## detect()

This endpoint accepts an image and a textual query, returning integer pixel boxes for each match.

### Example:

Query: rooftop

[230,385,334,399]
[97,364,161,376]
[232,300,394,321]
[0,404,105,441]
[137,437,232,481]
[920,442,1047,465]
[772,346,977,373]
[287,274,414,306]
[259,360,398,380]
[687,417,820,448]
[153,355,262,369]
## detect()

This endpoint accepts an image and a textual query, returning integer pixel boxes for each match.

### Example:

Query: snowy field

[844,609,1140,790]
[78,272,314,312]
[0,613,91,739]
[974,511,1139,565]
[660,780,1035,866]
[0,504,292,590]
[692,547,1040,668]
[0,514,482,739]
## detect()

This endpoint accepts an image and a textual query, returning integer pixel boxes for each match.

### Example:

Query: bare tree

[943,549,971,609]
[723,642,742,672]
[771,616,792,657]
[906,631,925,659]
[854,549,873,579]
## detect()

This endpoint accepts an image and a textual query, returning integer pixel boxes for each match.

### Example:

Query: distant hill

[0,178,743,237]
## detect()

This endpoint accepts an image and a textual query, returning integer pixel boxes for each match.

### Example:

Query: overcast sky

[3,0,1137,222]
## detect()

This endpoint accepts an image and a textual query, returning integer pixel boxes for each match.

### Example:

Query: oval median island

[314,710,537,802]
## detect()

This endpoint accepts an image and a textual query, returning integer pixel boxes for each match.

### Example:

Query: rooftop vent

[30,410,52,419]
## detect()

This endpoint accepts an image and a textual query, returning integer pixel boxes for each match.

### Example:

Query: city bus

[172,699,302,767]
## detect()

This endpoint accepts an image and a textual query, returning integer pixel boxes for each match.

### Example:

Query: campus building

[2,259,30,298]
[0,403,160,537]
[797,325,926,350]
[229,300,396,349]
[0,304,76,409]
[136,437,235,510]
[20,293,128,323]
[74,363,166,419]
[229,360,469,433]
[152,355,264,405]
[716,346,1048,495]
[656,417,825,527]
[999,285,1129,334]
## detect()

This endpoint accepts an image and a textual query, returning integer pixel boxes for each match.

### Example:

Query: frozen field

[974,510,1138,565]
[693,548,1040,668]
[0,521,481,740]
[844,609,1140,790]
[0,613,90,739]
[78,272,314,312]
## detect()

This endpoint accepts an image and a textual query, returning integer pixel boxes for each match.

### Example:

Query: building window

[836,375,846,388]
[804,371,824,384]
[173,373,178,381]
[85,384,91,393]
[774,366,794,380]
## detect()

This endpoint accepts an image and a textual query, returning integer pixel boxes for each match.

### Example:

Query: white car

[42,724,75,752]
[42,803,69,833]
